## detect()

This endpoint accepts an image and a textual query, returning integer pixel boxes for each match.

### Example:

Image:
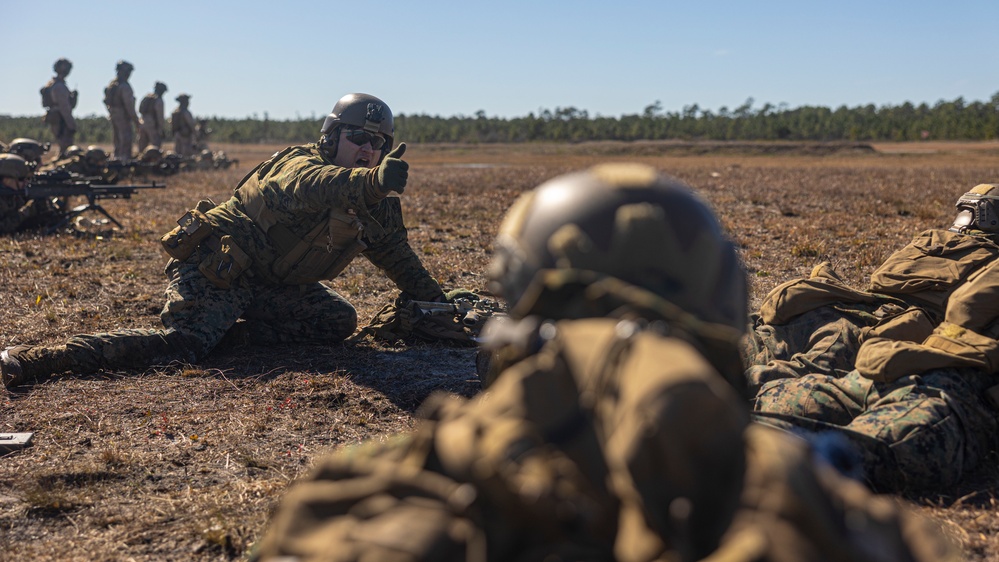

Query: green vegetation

[4,92,998,145]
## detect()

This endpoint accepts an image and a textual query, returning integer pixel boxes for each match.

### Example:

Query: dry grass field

[2,140,999,560]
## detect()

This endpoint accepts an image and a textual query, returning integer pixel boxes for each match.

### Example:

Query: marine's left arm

[362,197,444,301]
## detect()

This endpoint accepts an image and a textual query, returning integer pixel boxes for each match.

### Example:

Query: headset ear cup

[322,126,341,160]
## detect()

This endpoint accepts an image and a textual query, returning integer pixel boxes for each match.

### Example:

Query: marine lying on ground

[24,168,165,232]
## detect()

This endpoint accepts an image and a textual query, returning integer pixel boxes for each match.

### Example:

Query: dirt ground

[2,140,999,560]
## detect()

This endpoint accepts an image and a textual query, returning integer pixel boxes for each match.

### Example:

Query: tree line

[4,92,998,147]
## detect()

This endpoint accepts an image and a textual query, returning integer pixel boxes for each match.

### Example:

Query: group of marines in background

[40,57,236,174]
[4,87,999,560]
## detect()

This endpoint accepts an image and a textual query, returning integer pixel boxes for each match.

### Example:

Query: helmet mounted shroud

[950,184,999,234]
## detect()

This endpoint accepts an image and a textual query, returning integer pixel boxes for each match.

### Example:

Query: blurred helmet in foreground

[487,163,746,331]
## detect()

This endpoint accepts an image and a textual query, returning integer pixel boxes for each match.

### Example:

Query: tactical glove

[376,143,408,195]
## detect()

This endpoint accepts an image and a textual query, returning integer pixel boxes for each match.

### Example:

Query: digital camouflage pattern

[209,143,442,299]
[749,228,999,492]
[745,230,999,393]
[5,141,441,383]
[755,366,999,493]
[8,252,358,383]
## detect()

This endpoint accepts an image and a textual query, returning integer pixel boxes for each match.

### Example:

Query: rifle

[353,295,507,345]
[25,171,166,233]
[409,297,507,333]
[103,159,137,183]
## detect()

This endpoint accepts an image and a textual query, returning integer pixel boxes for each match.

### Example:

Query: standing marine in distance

[137,82,169,151]
[104,60,141,160]
[1,93,445,389]
[41,58,78,159]
[171,94,197,157]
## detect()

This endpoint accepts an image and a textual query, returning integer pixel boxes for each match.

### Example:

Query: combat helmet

[950,184,999,234]
[0,154,31,179]
[116,60,134,73]
[64,145,84,158]
[84,146,109,167]
[319,93,394,156]
[8,138,50,165]
[139,146,163,164]
[53,58,72,74]
[487,163,747,331]
[154,82,168,95]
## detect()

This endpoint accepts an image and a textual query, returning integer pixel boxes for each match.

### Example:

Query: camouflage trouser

[136,119,161,150]
[46,112,75,157]
[109,108,134,160]
[16,255,357,379]
[753,367,999,493]
[743,303,884,396]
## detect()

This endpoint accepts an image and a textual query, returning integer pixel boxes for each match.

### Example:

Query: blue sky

[3,0,998,121]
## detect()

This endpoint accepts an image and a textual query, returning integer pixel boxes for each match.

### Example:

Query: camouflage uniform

[42,75,76,157]
[755,365,998,493]
[750,206,999,492]
[105,74,139,160]
[0,191,60,234]
[172,101,197,157]
[137,93,166,150]
[7,142,442,382]
[745,229,999,394]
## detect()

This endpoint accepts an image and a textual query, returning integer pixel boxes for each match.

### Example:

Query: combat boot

[1,344,74,388]
[1,346,26,388]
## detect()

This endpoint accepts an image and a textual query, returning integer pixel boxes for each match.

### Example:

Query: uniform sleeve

[264,153,378,215]
[362,197,444,301]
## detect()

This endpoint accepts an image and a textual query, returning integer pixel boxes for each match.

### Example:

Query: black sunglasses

[344,128,387,150]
